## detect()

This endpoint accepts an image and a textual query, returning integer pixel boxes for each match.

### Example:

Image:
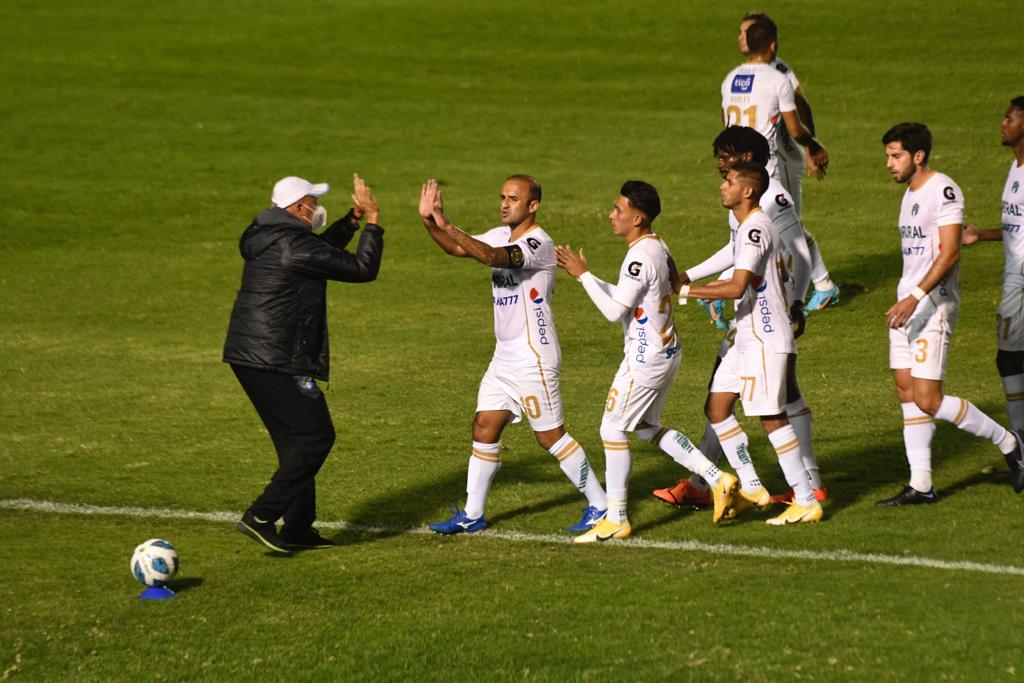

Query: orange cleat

[653,480,713,508]
[769,487,829,504]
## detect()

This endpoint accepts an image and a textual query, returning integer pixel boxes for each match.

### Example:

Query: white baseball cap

[271,176,329,208]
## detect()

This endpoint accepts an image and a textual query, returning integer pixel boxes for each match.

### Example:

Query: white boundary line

[3,497,1023,576]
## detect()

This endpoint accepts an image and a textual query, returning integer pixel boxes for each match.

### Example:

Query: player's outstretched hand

[790,303,806,339]
[419,179,438,221]
[353,174,380,225]
[962,224,980,246]
[555,245,589,279]
[886,296,918,329]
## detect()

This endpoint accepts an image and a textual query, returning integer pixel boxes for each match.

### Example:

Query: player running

[962,97,1024,434]
[731,13,839,312]
[420,176,608,533]
[654,127,827,511]
[878,123,1024,505]
[677,162,823,525]
[555,181,736,542]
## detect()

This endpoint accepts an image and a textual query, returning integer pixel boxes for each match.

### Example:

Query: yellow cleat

[711,472,739,524]
[766,500,824,526]
[726,486,771,519]
[573,518,632,544]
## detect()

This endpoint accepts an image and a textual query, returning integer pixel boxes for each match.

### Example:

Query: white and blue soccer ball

[130,539,179,587]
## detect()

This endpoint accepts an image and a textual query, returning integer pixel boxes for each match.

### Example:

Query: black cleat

[281,527,336,549]
[1003,430,1024,494]
[875,485,938,507]
[237,510,291,553]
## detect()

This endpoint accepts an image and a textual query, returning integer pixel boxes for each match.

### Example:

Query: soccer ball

[130,539,179,587]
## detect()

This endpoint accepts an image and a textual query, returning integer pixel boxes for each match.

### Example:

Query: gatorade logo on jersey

[526,237,541,251]
[775,194,790,208]
[747,228,762,244]
[1013,181,1020,194]
[635,307,648,324]
[731,74,755,93]
[529,287,544,304]
[626,261,642,279]
[911,203,920,216]
[943,186,956,202]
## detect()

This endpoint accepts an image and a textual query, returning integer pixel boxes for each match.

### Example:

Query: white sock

[636,426,722,487]
[902,402,934,492]
[1003,374,1024,430]
[806,231,830,286]
[465,441,501,519]
[787,398,822,489]
[769,425,815,506]
[549,432,607,510]
[934,395,1015,453]
[688,422,720,492]
[711,416,762,492]
[601,424,631,523]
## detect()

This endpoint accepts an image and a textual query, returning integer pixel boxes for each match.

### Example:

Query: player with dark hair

[675,161,824,525]
[878,122,1024,505]
[962,97,1024,433]
[736,12,840,312]
[419,176,609,534]
[654,126,827,511]
[556,181,736,541]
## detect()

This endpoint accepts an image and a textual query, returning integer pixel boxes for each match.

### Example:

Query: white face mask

[311,204,327,230]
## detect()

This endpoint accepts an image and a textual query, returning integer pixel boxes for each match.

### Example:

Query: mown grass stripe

[3,497,1023,576]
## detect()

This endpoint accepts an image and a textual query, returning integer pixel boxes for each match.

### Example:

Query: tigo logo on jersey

[635,307,648,324]
[529,287,544,304]
[731,74,755,93]
[911,203,920,216]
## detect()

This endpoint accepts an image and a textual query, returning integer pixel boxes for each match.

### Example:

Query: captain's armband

[504,245,525,268]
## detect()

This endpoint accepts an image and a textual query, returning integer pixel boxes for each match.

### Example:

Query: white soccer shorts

[889,307,957,380]
[600,357,680,432]
[775,145,805,218]
[997,282,1024,352]
[476,360,564,432]
[710,345,790,416]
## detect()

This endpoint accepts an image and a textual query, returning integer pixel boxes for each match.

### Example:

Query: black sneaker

[875,485,938,507]
[281,528,336,549]
[236,511,290,553]
[1003,430,1024,494]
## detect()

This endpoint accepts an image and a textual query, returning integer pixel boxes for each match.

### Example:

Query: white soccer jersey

[732,210,795,353]
[721,63,797,175]
[477,226,561,369]
[730,178,807,301]
[772,58,800,91]
[1001,161,1024,282]
[896,172,964,306]
[611,234,680,387]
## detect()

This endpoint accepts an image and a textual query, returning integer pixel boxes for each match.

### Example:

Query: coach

[224,173,384,553]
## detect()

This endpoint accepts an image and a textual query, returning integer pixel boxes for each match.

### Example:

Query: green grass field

[3,0,1024,679]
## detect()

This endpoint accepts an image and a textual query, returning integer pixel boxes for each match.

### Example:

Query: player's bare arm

[420,179,468,257]
[666,254,690,293]
[886,223,961,329]
[962,223,1003,245]
[682,269,754,301]
[782,110,828,176]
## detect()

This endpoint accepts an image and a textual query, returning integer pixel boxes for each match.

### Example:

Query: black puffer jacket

[223,206,383,381]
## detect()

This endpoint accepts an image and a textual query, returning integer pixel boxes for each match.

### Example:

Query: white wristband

[678,284,690,305]
[911,286,927,301]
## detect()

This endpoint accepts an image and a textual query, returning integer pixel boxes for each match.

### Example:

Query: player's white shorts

[889,307,957,380]
[476,360,563,432]
[997,282,1024,352]
[710,345,789,416]
[601,357,681,432]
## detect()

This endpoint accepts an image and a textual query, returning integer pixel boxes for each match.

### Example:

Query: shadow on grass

[167,577,204,593]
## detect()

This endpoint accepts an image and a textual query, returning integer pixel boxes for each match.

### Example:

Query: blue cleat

[697,298,729,330]
[804,285,839,313]
[429,509,487,535]
[568,506,607,533]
